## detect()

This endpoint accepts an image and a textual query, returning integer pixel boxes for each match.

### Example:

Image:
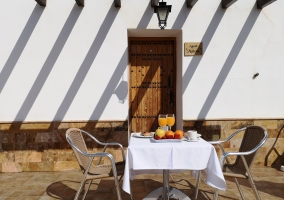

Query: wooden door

[129,38,176,132]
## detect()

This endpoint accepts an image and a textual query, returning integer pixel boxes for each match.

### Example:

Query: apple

[155,128,165,138]
[154,135,161,140]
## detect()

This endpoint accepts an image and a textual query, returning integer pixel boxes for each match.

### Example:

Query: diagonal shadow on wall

[0,5,44,94]
[172,1,191,30]
[198,4,260,118]
[182,3,225,94]
[11,5,82,127]
[89,49,127,120]
[137,2,154,29]
[52,4,119,121]
[86,2,156,123]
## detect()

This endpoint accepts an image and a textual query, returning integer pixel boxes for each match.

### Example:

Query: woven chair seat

[86,161,125,180]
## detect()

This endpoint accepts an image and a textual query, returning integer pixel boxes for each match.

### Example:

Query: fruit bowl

[154,129,184,140]
[150,137,183,143]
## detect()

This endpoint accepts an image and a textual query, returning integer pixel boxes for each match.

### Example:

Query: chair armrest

[208,140,225,145]
[80,130,126,161]
[219,144,263,167]
[67,136,111,158]
[223,142,264,158]
[68,137,118,175]
[208,140,229,163]
[208,127,247,161]
[223,127,247,142]
[101,142,126,161]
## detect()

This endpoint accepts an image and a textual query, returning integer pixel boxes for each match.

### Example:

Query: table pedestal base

[143,170,191,200]
[143,186,191,200]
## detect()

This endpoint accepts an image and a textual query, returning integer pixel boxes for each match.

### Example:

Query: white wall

[0,0,283,122]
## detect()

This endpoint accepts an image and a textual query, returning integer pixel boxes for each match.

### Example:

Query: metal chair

[194,126,268,200]
[66,128,126,200]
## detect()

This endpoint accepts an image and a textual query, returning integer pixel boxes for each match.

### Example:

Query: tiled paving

[0,166,283,200]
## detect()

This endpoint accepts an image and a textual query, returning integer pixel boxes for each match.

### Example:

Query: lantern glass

[154,1,172,30]
[157,7,168,21]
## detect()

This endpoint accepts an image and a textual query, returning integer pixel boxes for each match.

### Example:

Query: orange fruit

[174,130,184,139]
[165,130,175,139]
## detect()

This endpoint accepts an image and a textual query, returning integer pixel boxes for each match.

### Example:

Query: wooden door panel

[129,38,176,132]
[130,42,137,131]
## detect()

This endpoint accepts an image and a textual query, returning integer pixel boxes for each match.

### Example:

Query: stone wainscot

[0,120,283,172]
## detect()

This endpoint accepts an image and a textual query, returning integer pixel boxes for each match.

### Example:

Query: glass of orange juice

[167,114,175,130]
[158,114,167,129]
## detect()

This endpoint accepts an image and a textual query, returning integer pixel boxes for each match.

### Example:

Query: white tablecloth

[122,134,226,194]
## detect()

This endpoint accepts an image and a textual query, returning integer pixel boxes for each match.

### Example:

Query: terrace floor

[0,166,283,200]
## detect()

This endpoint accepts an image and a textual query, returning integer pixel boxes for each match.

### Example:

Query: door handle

[168,74,171,89]
[170,90,174,106]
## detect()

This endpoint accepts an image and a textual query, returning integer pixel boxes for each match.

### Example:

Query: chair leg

[213,188,219,200]
[74,179,85,200]
[240,155,261,200]
[247,173,261,200]
[234,178,245,200]
[129,180,133,200]
[119,174,133,200]
[194,170,201,200]
[82,180,92,200]
[118,174,124,182]
[75,158,94,200]
[114,175,122,200]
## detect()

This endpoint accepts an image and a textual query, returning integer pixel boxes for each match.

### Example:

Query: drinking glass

[158,114,167,129]
[167,114,175,130]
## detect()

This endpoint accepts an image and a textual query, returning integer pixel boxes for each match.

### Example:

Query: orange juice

[158,118,167,127]
[167,117,175,126]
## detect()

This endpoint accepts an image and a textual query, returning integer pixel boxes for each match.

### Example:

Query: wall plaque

[184,42,203,56]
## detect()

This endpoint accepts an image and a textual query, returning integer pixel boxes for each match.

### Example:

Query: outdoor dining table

[122,133,226,200]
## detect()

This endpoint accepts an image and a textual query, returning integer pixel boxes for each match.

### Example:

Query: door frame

[127,30,183,136]
[128,37,177,133]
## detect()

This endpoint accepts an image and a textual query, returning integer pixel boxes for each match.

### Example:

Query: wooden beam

[75,0,84,6]
[151,0,159,7]
[115,0,121,7]
[257,0,277,9]
[186,0,198,7]
[35,0,46,6]
[222,0,238,8]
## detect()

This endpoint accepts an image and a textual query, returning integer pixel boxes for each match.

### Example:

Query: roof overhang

[35,0,46,6]
[222,0,238,8]
[35,0,121,7]
[186,0,198,7]
[257,0,277,9]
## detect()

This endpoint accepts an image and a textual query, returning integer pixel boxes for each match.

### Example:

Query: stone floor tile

[144,179,163,193]
[22,197,43,200]
[39,193,59,200]
[7,190,31,198]
[0,167,282,200]
[28,188,46,196]
[129,180,146,193]
[0,188,14,198]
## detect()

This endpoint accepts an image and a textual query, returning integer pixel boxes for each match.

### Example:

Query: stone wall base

[183,119,284,168]
[0,120,283,172]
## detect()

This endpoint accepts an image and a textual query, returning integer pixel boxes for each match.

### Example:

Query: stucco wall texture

[0,0,283,122]
[0,1,283,172]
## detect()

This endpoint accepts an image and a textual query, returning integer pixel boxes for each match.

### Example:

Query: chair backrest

[66,128,92,172]
[226,126,267,175]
